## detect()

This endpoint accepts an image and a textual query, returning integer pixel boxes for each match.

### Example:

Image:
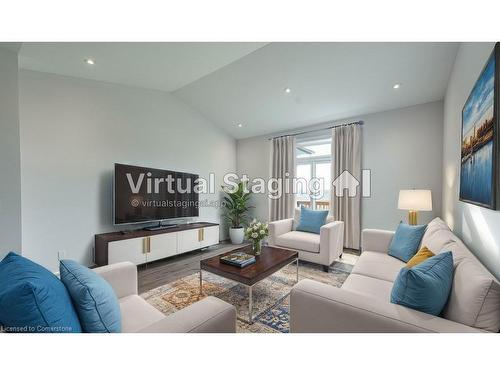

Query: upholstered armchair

[268,210,344,271]
[95,262,236,332]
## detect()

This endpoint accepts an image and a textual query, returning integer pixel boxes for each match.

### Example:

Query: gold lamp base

[408,210,418,225]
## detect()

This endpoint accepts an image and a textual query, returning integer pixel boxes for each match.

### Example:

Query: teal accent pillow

[0,252,81,333]
[391,251,454,316]
[60,260,121,333]
[295,207,329,234]
[388,222,427,262]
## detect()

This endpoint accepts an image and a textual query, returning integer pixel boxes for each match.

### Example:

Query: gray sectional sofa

[290,218,500,333]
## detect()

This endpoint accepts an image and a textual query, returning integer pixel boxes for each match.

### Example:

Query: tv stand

[94,222,219,266]
[144,222,178,231]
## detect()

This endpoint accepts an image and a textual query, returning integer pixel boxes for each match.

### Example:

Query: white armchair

[95,262,236,333]
[268,213,344,271]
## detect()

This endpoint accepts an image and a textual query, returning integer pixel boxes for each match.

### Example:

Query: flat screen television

[114,163,199,225]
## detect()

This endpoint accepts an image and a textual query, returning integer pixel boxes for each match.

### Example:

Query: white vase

[229,227,245,244]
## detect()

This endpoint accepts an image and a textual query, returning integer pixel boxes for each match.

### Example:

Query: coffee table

[199,245,299,324]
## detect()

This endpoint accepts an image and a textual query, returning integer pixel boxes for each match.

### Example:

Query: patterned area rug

[141,251,358,333]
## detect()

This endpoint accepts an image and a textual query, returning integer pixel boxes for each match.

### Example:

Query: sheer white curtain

[269,136,296,221]
[330,124,362,249]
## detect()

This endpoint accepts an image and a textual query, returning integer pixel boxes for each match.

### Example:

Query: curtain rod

[268,120,364,140]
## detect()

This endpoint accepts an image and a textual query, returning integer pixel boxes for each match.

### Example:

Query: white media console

[94,222,219,266]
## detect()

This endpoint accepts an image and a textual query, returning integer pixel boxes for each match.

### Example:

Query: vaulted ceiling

[17,42,459,139]
[19,42,267,92]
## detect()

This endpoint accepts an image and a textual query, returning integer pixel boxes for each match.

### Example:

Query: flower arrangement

[245,219,269,255]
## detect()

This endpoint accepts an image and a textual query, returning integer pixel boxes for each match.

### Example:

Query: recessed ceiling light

[237,123,243,128]
[393,83,401,89]
[284,88,291,94]
[84,58,95,65]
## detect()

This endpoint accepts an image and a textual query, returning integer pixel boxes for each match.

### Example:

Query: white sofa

[95,261,236,333]
[268,210,344,271]
[290,217,500,333]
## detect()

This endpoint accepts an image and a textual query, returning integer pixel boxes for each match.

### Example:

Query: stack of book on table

[220,252,256,268]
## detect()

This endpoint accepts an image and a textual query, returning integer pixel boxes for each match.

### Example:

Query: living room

[1,1,499,373]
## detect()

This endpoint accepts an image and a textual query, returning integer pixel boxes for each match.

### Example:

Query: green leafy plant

[221,182,253,228]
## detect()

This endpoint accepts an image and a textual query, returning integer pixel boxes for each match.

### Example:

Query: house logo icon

[332,170,360,197]
[331,169,371,198]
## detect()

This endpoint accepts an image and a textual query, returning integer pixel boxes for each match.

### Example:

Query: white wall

[19,70,236,272]
[237,101,444,231]
[442,42,500,280]
[0,47,22,258]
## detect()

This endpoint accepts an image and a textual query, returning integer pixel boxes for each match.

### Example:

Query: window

[296,137,331,211]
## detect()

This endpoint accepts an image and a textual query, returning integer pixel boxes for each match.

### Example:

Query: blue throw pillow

[59,260,121,333]
[391,251,454,316]
[388,222,427,262]
[0,252,81,333]
[295,206,329,234]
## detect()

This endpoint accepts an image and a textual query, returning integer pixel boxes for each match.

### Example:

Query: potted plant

[245,219,269,255]
[222,182,253,244]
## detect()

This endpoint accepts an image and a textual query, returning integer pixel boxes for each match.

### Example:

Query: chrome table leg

[199,269,203,295]
[248,285,253,324]
[296,258,299,283]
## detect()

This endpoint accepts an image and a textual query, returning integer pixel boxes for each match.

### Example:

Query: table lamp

[398,190,432,225]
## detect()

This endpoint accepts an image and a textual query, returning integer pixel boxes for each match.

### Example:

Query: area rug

[141,251,358,333]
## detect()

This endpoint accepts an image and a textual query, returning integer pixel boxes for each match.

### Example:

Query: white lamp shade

[398,190,432,211]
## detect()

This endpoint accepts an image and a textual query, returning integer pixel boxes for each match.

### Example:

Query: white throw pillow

[292,208,300,230]
[421,219,500,332]
[443,258,500,332]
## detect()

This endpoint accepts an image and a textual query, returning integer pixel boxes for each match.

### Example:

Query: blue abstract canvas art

[460,46,497,209]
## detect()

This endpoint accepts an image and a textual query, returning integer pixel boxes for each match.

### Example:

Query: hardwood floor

[137,242,246,294]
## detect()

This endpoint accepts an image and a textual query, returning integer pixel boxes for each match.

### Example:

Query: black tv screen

[114,163,199,225]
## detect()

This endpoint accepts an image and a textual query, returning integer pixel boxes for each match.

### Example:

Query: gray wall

[237,101,444,230]
[19,70,236,272]
[0,47,22,258]
[442,42,500,279]
[362,101,443,229]
[236,135,271,222]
